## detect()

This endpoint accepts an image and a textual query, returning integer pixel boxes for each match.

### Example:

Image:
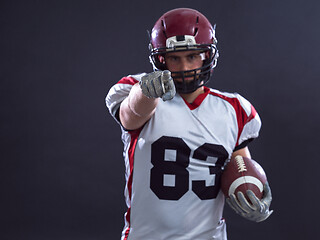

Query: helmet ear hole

[152,55,167,71]
[159,55,165,64]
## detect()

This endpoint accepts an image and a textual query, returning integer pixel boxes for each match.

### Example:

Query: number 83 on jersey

[150,136,229,201]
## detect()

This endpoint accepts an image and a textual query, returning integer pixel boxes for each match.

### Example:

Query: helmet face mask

[148,8,219,93]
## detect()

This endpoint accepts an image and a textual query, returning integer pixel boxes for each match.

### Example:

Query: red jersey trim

[124,128,142,240]
[118,76,139,85]
[182,87,211,110]
[208,90,257,147]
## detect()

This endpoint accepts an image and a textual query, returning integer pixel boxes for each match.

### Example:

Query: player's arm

[228,147,273,222]
[120,83,159,130]
[231,146,251,159]
[119,70,176,130]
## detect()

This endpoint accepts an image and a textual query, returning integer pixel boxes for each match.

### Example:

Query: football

[221,155,267,200]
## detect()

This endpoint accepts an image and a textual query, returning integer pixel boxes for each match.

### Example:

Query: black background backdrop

[1,0,320,239]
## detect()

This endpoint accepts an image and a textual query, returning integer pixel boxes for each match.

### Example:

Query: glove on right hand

[139,70,176,101]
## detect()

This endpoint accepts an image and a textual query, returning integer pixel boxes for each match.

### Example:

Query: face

[164,50,204,81]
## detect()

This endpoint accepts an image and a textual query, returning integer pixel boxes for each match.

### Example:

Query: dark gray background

[1,0,319,239]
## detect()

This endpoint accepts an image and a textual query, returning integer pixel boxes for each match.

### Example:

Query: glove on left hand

[226,182,273,222]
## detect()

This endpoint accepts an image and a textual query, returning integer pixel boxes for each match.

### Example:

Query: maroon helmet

[149,8,219,93]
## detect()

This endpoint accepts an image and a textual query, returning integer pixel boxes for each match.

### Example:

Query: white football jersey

[106,74,261,240]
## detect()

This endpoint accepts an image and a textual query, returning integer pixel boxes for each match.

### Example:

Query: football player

[106,8,273,240]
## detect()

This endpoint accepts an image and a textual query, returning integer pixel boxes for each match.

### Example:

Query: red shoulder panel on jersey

[117,76,139,85]
[208,90,257,147]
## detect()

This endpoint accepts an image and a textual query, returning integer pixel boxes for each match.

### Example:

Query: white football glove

[226,182,273,222]
[139,70,176,101]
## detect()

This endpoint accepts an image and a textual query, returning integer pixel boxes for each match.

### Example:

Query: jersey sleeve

[234,93,262,151]
[105,74,144,124]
